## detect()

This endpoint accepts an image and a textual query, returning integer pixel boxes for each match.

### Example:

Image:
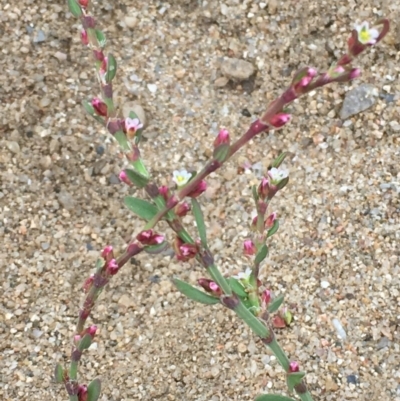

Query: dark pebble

[96,145,105,155]
[347,374,359,385]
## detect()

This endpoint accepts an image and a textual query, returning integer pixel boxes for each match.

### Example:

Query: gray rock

[340,84,378,120]
[33,30,46,43]
[220,57,255,81]
[377,336,390,350]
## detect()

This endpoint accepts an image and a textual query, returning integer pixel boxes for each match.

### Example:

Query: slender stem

[267,338,290,371]
[233,301,269,338]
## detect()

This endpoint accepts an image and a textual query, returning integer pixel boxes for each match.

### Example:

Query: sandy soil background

[0,0,399,400]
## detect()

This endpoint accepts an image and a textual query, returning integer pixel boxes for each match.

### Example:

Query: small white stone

[332,318,347,340]
[147,83,157,93]
[321,280,330,288]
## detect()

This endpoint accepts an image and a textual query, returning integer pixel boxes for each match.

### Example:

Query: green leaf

[173,279,220,305]
[268,294,284,313]
[87,378,101,401]
[227,277,248,298]
[131,157,149,179]
[267,220,279,238]
[78,333,92,351]
[286,371,306,392]
[124,197,158,221]
[255,244,269,265]
[255,394,296,401]
[252,184,259,201]
[125,169,149,189]
[54,363,64,383]
[105,54,117,83]
[191,199,208,247]
[213,143,230,163]
[270,152,288,168]
[277,176,289,190]
[68,0,83,17]
[144,242,169,255]
[114,130,130,151]
[94,30,107,48]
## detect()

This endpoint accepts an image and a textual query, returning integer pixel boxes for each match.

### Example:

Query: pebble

[347,375,359,385]
[33,29,46,43]
[124,16,138,29]
[377,336,390,350]
[147,83,158,93]
[321,280,330,288]
[214,76,229,87]
[332,319,347,340]
[220,57,255,81]
[6,141,20,154]
[57,191,76,210]
[339,84,379,119]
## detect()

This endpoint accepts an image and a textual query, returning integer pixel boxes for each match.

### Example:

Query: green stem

[69,360,79,382]
[267,338,290,371]
[69,396,78,401]
[234,301,268,337]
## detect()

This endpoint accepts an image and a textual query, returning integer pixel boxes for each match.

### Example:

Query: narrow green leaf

[173,279,220,305]
[114,130,130,151]
[94,30,107,48]
[124,197,158,221]
[213,143,230,163]
[87,378,101,401]
[54,363,64,383]
[95,258,105,271]
[227,277,248,298]
[78,333,92,351]
[255,244,269,265]
[125,169,149,189]
[286,371,306,392]
[252,184,259,201]
[144,242,169,255]
[68,0,83,17]
[191,199,208,247]
[268,294,284,313]
[255,394,296,401]
[270,152,288,168]
[267,220,279,238]
[131,157,149,178]
[105,54,117,83]
[277,177,289,190]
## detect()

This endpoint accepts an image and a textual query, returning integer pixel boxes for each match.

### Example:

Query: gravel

[0,1,399,401]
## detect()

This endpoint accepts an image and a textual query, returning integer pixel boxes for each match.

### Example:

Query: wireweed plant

[55,1,390,400]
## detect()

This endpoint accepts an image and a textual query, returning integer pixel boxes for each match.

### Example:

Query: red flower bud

[198,278,222,296]
[91,98,108,117]
[81,30,89,46]
[119,170,132,186]
[175,201,191,217]
[214,128,230,147]
[79,0,89,7]
[289,361,300,373]
[101,245,114,261]
[187,180,207,198]
[82,274,94,293]
[84,325,97,338]
[93,49,105,62]
[77,384,88,401]
[158,185,170,202]
[136,230,165,246]
[106,259,119,275]
[265,212,277,229]
[243,239,256,256]
[269,113,291,128]
[261,289,271,306]
[173,237,198,261]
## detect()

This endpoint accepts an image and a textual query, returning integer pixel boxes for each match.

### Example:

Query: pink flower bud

[349,68,361,80]
[289,361,300,373]
[261,289,271,305]
[158,185,170,202]
[101,245,114,260]
[86,325,97,338]
[93,49,105,62]
[293,67,317,92]
[243,239,256,256]
[214,128,230,147]
[257,177,270,199]
[187,180,207,198]
[269,113,291,128]
[79,0,89,7]
[99,56,108,77]
[77,384,88,401]
[198,278,222,296]
[265,212,277,229]
[107,259,119,275]
[73,335,81,345]
[82,274,94,293]
[81,30,89,46]
[119,170,132,186]
[173,237,198,261]
[175,201,191,217]
[91,98,108,117]
[136,230,165,246]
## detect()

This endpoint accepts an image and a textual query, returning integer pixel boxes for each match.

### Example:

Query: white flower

[268,167,288,183]
[172,169,192,187]
[233,267,252,281]
[355,22,379,45]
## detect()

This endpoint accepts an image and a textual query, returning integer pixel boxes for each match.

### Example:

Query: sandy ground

[0,0,399,400]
